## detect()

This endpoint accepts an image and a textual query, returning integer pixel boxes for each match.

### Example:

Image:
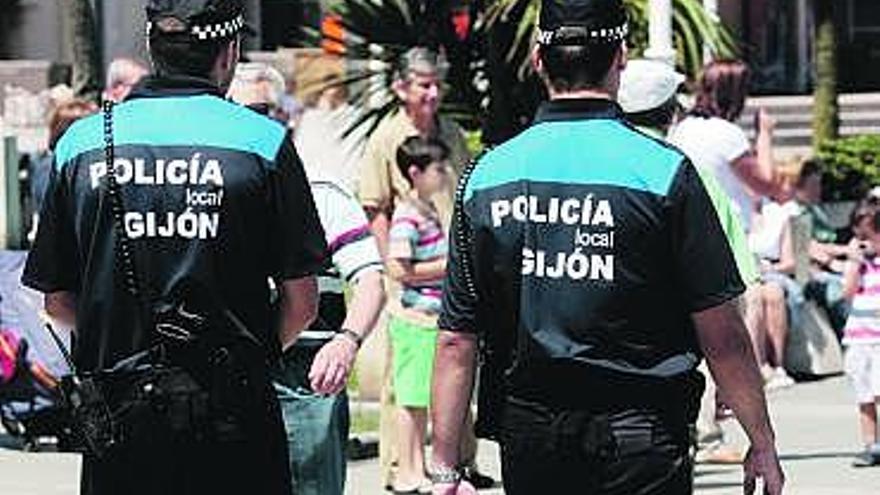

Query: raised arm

[731,108,777,196]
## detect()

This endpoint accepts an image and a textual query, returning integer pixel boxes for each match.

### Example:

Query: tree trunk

[62,0,101,102]
[812,0,838,149]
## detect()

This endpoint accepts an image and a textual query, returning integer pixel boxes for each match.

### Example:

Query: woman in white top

[672,59,790,390]
[749,187,803,389]
[669,60,778,233]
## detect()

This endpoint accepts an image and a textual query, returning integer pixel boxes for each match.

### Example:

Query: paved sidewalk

[345,376,880,494]
[3,376,880,494]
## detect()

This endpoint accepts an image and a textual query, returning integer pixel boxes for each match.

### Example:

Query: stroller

[0,251,72,451]
[0,328,69,450]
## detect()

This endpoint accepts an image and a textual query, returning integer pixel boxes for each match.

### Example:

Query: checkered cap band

[147,14,245,40]
[536,22,628,45]
[191,14,245,40]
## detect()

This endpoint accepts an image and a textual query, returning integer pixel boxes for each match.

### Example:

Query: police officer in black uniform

[429,1,784,494]
[22,1,326,494]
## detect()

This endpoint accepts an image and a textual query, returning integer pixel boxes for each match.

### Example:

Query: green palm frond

[481,0,740,80]
[307,0,486,137]
[309,0,739,143]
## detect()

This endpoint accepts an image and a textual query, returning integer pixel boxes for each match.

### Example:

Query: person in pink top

[842,204,880,467]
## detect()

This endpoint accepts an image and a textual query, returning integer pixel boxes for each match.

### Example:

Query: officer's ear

[531,45,544,77]
[615,43,628,72]
[223,36,241,73]
[607,42,628,97]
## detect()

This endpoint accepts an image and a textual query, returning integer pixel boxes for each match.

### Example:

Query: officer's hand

[432,481,476,495]
[308,337,358,395]
[743,444,784,495]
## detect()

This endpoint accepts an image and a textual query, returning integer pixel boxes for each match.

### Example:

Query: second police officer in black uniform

[22,1,326,494]
[429,0,785,494]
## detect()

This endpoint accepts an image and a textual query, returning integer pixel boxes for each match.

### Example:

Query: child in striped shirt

[843,205,880,467]
[386,136,451,493]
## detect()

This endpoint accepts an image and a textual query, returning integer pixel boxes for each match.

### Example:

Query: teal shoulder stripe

[465,120,684,202]
[55,95,287,168]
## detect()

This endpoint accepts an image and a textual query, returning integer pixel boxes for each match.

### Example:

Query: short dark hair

[539,42,620,93]
[148,32,231,77]
[396,136,450,185]
[797,158,823,187]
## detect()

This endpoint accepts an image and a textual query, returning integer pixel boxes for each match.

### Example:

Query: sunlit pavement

[3,376,880,494]
[345,376,880,495]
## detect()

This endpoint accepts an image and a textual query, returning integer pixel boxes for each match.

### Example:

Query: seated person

[794,159,850,331]
[749,186,802,389]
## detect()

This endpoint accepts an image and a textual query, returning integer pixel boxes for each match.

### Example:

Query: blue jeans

[274,343,350,495]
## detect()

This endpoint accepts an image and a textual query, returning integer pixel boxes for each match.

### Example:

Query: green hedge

[817,134,880,201]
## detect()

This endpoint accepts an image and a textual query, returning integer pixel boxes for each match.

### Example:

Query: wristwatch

[336,328,363,349]
[429,465,462,484]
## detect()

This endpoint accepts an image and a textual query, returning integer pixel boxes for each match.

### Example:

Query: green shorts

[389,315,438,408]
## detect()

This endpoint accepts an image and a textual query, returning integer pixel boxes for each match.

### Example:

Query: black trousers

[500,397,692,495]
[79,369,291,495]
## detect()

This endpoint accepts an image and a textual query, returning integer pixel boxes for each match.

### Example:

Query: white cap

[618,59,686,114]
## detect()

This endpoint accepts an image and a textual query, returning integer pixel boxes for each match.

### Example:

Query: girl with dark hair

[670,59,778,233]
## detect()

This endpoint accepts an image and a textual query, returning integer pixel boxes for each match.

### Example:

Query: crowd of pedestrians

[13,0,880,493]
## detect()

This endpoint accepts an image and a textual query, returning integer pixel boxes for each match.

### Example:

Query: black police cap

[146,0,252,41]
[537,0,628,46]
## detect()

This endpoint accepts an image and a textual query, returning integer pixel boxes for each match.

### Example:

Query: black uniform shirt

[23,76,327,371]
[439,98,744,402]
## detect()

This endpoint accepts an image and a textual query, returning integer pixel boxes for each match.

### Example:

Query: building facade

[715,0,880,93]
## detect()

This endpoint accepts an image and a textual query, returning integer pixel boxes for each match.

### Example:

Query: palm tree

[479,0,738,142]
[812,0,839,149]
[312,0,485,135]
[482,0,738,80]
[315,0,738,143]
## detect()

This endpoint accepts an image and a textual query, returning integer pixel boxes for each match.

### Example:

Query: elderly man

[358,46,493,491]
[102,58,147,103]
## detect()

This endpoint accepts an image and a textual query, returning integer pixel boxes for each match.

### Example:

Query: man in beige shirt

[358,58,469,250]
[358,47,493,491]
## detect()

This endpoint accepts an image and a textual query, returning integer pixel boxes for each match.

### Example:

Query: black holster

[61,294,271,458]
